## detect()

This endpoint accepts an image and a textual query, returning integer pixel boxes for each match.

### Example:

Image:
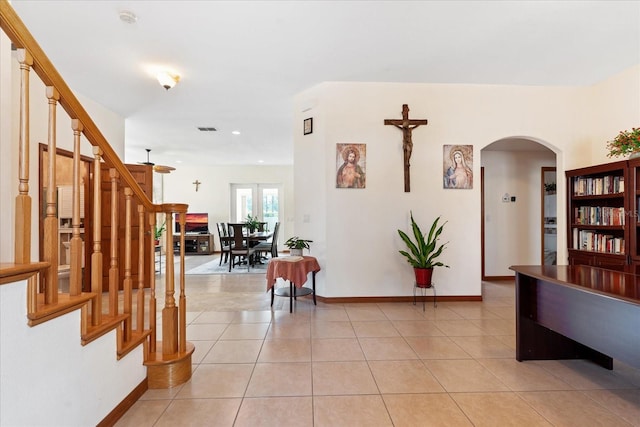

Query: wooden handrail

[0,0,155,211]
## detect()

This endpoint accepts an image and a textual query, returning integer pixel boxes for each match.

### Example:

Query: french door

[230,184,281,235]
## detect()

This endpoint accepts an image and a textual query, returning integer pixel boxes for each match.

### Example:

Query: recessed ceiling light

[119,10,138,24]
[232,130,241,135]
[258,160,264,163]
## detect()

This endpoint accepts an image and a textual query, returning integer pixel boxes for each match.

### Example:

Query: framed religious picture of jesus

[443,145,473,189]
[336,143,366,189]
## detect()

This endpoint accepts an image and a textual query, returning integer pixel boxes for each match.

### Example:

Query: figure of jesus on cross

[384,104,428,192]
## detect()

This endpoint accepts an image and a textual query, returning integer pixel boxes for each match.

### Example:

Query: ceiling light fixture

[119,10,138,24]
[157,71,180,90]
[232,130,241,135]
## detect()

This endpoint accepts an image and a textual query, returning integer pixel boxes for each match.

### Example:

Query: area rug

[186,256,269,275]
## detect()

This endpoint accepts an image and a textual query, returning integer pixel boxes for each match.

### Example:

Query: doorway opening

[481,138,557,280]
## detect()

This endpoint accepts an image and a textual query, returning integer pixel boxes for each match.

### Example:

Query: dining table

[248,231,273,242]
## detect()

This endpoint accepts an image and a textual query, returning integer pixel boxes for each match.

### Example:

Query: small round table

[413,282,437,311]
[266,256,321,312]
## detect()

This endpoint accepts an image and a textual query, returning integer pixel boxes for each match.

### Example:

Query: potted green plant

[606,127,640,158]
[284,236,313,256]
[245,214,260,233]
[544,182,556,194]
[154,221,166,246]
[397,211,449,287]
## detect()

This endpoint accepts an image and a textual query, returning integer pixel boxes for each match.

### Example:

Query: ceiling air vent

[198,127,217,132]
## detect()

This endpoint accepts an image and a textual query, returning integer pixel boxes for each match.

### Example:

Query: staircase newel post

[162,211,178,354]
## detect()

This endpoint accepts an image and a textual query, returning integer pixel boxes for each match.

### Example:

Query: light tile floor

[117,256,640,426]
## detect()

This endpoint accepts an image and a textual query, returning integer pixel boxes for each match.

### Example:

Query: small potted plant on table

[397,211,449,287]
[245,214,260,233]
[285,236,313,257]
[154,221,166,246]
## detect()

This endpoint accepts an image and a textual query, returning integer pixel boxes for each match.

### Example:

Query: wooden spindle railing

[15,48,32,265]
[109,168,119,317]
[137,205,145,333]
[1,0,193,391]
[91,147,103,326]
[70,119,82,296]
[43,86,59,303]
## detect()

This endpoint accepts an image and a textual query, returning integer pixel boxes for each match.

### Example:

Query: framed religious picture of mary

[336,143,366,189]
[443,145,473,189]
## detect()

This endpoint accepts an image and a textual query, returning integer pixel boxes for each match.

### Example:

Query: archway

[480,137,559,280]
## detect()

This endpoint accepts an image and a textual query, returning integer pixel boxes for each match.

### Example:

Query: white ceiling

[10,1,640,167]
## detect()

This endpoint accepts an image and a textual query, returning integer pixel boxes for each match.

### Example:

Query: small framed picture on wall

[303,117,313,135]
[443,145,473,189]
[336,143,366,188]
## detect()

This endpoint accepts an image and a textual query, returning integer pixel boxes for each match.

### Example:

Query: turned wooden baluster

[148,212,157,352]
[69,119,83,296]
[91,147,103,325]
[136,205,145,333]
[108,169,119,316]
[123,187,133,341]
[43,86,59,304]
[15,48,32,264]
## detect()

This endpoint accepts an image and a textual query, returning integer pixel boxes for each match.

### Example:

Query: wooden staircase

[0,1,194,424]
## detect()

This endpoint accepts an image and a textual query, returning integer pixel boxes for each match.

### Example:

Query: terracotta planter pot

[414,268,433,288]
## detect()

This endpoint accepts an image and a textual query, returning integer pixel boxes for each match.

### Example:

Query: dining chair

[228,223,256,272]
[254,222,280,260]
[216,222,232,266]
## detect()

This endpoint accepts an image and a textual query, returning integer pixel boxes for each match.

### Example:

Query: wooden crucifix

[192,180,201,192]
[384,104,428,192]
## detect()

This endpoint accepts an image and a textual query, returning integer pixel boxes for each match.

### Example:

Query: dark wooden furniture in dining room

[254,222,280,260]
[215,222,232,265]
[227,223,256,272]
[510,264,640,370]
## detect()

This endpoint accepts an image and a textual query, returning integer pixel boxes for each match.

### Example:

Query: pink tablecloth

[266,256,321,290]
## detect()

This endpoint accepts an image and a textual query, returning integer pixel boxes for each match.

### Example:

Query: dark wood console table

[172,234,214,255]
[510,265,640,370]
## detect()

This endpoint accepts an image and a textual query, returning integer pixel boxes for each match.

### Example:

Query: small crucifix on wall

[384,104,428,192]
[193,180,201,192]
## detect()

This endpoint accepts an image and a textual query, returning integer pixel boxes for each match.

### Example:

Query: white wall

[589,65,640,165]
[293,66,639,298]
[162,164,294,250]
[0,32,15,263]
[1,279,145,426]
[482,149,556,276]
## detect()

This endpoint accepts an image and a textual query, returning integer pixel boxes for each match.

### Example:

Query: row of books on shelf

[572,229,624,254]
[574,206,625,226]
[573,175,624,196]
